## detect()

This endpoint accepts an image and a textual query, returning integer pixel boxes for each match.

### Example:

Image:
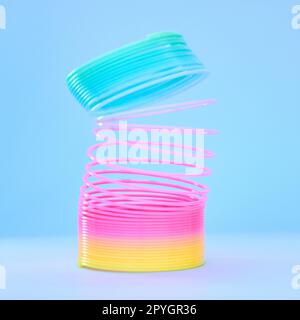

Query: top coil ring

[66,32,208,117]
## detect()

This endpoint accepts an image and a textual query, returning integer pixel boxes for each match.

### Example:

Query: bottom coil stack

[78,101,213,272]
[79,211,205,272]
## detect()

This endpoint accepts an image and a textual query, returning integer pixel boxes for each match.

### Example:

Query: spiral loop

[67,32,208,117]
[67,32,215,272]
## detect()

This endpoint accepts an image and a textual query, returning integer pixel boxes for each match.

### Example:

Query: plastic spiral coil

[67,32,216,272]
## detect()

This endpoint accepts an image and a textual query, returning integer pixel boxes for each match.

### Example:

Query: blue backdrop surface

[0,0,299,237]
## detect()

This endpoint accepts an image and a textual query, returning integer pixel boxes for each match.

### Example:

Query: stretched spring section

[67,32,216,272]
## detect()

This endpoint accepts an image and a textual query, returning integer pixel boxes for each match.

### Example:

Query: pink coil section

[78,99,216,271]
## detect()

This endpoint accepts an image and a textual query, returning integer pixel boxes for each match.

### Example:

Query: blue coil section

[66,32,208,117]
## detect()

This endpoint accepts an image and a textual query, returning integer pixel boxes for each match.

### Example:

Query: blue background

[0,0,299,237]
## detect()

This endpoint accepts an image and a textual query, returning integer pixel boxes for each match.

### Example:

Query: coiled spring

[67,32,216,272]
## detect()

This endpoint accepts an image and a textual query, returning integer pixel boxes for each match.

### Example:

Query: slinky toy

[67,32,216,272]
